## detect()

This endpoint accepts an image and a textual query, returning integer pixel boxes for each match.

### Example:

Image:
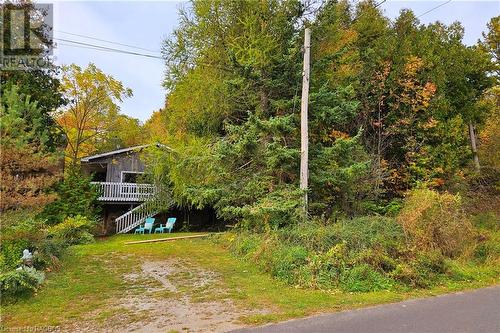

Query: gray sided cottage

[81,144,220,235]
[81,145,148,184]
[81,144,165,234]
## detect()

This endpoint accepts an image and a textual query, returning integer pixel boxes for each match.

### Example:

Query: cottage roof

[80,143,171,163]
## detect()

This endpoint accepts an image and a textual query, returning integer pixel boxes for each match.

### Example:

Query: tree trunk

[468,122,480,172]
[375,100,383,197]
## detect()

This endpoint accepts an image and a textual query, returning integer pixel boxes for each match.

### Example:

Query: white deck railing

[91,182,156,202]
[115,202,158,234]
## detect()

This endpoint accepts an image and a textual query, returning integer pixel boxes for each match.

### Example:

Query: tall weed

[397,189,473,257]
[222,208,495,292]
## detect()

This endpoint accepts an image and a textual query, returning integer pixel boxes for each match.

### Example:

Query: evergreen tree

[149,0,496,225]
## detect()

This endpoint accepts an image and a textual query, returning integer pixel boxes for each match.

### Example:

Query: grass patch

[2,231,499,330]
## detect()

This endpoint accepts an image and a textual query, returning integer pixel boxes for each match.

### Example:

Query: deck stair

[115,202,158,234]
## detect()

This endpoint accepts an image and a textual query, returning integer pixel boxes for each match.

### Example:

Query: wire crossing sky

[53,1,499,122]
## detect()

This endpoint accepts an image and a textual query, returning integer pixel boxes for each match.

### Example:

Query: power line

[55,0,443,58]
[55,38,228,72]
[53,0,385,62]
[374,0,386,9]
[417,0,452,18]
[351,0,387,23]
[57,42,138,54]
[55,30,160,53]
[54,38,164,59]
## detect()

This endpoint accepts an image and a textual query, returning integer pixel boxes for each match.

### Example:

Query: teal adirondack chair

[134,217,155,234]
[154,217,176,234]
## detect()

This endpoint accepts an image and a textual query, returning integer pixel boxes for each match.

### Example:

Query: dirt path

[67,259,266,333]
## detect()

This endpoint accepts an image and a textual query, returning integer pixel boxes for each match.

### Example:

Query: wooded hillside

[148,0,498,226]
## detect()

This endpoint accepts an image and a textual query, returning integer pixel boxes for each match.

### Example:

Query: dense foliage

[0,2,66,212]
[1,76,101,304]
[0,2,67,152]
[397,188,473,257]
[0,85,62,211]
[48,215,96,246]
[2,0,498,303]
[39,170,100,225]
[57,63,137,165]
[143,0,499,293]
[0,212,96,303]
[220,189,499,291]
[0,5,101,302]
[0,267,46,302]
[149,1,497,226]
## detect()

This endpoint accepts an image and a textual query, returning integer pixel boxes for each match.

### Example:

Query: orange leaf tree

[57,63,133,166]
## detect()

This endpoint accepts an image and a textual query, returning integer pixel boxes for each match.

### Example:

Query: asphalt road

[232,286,500,333]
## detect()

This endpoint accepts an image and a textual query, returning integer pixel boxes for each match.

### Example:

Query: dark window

[122,172,142,183]
[92,171,106,182]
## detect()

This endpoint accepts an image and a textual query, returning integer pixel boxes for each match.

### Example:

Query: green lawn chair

[134,217,155,234]
[154,217,176,233]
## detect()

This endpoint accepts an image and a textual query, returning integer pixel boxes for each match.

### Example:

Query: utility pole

[468,122,480,172]
[300,28,311,217]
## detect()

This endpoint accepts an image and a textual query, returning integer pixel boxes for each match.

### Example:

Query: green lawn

[2,233,498,331]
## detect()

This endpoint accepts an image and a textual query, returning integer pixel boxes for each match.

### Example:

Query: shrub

[0,210,96,303]
[277,220,342,252]
[39,169,100,225]
[300,242,348,289]
[32,239,66,271]
[231,187,304,231]
[351,248,398,273]
[0,240,29,272]
[472,212,499,232]
[397,189,473,257]
[222,210,492,292]
[276,216,404,254]
[414,250,447,278]
[231,233,261,258]
[0,212,70,275]
[338,216,404,254]
[1,215,47,243]
[49,215,96,246]
[0,216,47,272]
[390,250,447,288]
[473,238,500,264]
[390,263,423,288]
[259,242,309,285]
[361,199,403,216]
[224,218,405,290]
[0,267,45,303]
[340,264,393,292]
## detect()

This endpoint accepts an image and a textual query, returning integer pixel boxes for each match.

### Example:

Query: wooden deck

[91,182,156,202]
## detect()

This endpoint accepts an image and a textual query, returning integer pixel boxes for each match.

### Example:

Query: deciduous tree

[57,63,133,165]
